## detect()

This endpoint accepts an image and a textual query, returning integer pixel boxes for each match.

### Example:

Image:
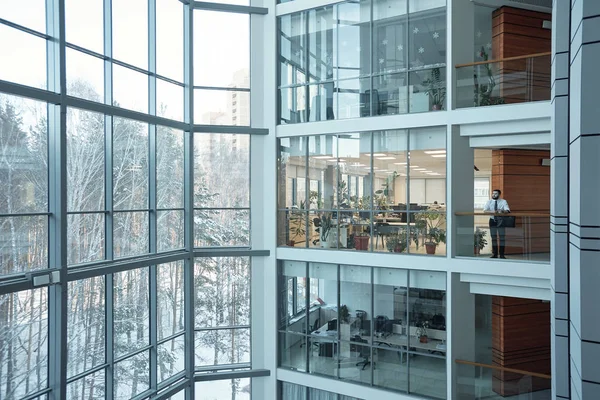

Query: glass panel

[157,210,184,251]
[279,332,306,372]
[67,108,105,212]
[194,257,251,328]
[114,211,149,258]
[0,0,46,32]
[158,335,185,383]
[279,13,307,88]
[193,89,250,126]
[408,127,446,255]
[157,261,185,339]
[193,209,249,247]
[156,0,184,82]
[0,94,48,214]
[194,134,249,208]
[0,288,48,399]
[65,0,104,53]
[308,83,334,122]
[114,351,150,400]
[114,268,150,358]
[307,6,335,83]
[337,1,370,80]
[113,65,148,113]
[194,328,250,367]
[157,127,184,209]
[336,78,369,119]
[373,346,408,391]
[281,382,307,399]
[409,67,447,112]
[373,0,407,75]
[66,48,104,102]
[278,261,307,334]
[194,379,250,400]
[66,369,105,400]
[67,277,106,378]
[157,79,184,121]
[67,213,105,265]
[193,11,249,88]
[409,354,446,399]
[374,73,409,115]
[408,4,446,70]
[113,118,149,210]
[0,216,48,275]
[112,0,148,69]
[279,85,307,124]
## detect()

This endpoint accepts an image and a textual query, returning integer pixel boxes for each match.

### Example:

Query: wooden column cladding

[491,149,550,255]
[492,296,551,396]
[492,6,551,103]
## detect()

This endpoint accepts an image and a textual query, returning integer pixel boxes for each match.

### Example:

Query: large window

[0,1,261,399]
[278,261,447,399]
[278,128,447,255]
[278,0,447,123]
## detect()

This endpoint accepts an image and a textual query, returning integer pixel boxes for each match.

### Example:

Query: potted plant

[416,321,429,343]
[288,207,307,246]
[319,213,333,248]
[423,67,446,110]
[340,304,350,323]
[354,232,370,251]
[474,46,505,106]
[416,211,447,255]
[385,227,419,253]
[474,227,487,255]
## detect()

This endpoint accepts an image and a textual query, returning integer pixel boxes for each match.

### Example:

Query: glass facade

[278,0,447,123]
[0,1,259,399]
[278,261,447,399]
[278,128,447,255]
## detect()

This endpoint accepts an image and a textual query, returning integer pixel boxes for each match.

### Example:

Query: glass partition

[278,261,447,398]
[278,0,448,124]
[278,128,447,255]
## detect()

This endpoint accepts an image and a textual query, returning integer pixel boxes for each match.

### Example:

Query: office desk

[364,333,446,362]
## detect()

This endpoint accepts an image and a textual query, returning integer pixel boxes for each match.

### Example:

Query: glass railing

[455,52,551,109]
[455,211,550,262]
[455,359,551,399]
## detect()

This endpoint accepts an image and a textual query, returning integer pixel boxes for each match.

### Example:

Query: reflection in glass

[114,268,149,358]
[194,379,250,400]
[193,11,249,88]
[67,277,105,378]
[114,351,150,400]
[67,213,105,265]
[158,335,185,383]
[66,48,104,102]
[157,210,184,251]
[279,332,306,372]
[157,261,185,339]
[0,288,49,399]
[114,212,149,258]
[195,328,250,367]
[66,369,105,400]
[112,65,148,113]
[194,257,250,328]
[193,209,249,247]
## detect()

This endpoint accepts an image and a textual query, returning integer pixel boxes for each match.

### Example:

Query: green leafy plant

[416,211,447,246]
[340,304,350,323]
[474,227,488,251]
[288,206,309,244]
[423,67,446,110]
[385,227,419,253]
[474,46,505,107]
[319,213,333,243]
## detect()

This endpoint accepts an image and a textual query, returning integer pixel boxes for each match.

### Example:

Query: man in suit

[483,189,510,258]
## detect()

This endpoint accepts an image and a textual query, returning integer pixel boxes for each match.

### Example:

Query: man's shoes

[490,255,498,258]
[500,256,506,259]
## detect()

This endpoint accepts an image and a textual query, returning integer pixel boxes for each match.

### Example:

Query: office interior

[279,261,447,399]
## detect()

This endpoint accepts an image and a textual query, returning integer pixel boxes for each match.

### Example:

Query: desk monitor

[360,320,371,336]
[327,318,338,331]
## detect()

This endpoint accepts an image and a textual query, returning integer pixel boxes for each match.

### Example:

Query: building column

[552,0,600,399]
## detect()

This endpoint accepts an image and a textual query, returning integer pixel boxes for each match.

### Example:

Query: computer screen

[327,319,338,331]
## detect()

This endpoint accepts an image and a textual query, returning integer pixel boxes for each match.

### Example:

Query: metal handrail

[455,359,551,380]
[455,52,551,68]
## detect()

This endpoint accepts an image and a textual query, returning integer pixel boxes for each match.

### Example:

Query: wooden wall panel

[491,149,550,255]
[492,296,551,396]
[492,7,551,104]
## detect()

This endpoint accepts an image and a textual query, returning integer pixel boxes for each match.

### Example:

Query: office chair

[354,337,373,370]
[300,318,320,350]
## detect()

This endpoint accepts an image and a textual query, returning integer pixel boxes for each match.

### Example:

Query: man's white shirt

[483,199,510,219]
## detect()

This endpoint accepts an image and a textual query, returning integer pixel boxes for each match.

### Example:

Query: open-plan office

[279,262,447,399]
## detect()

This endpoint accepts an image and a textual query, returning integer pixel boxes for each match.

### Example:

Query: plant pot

[431,104,442,111]
[320,241,330,249]
[287,240,295,247]
[393,245,404,253]
[425,242,437,255]
[474,246,480,255]
[354,236,370,251]
[419,335,428,343]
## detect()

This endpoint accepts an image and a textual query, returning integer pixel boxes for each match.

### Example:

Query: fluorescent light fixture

[313,155,332,159]
[352,163,365,167]
[327,158,346,162]
[413,168,426,171]
[409,165,419,168]
[393,162,407,165]
[368,153,387,157]
[427,173,441,176]
[378,170,389,173]
[431,154,446,158]
[424,150,446,154]
[377,156,396,160]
